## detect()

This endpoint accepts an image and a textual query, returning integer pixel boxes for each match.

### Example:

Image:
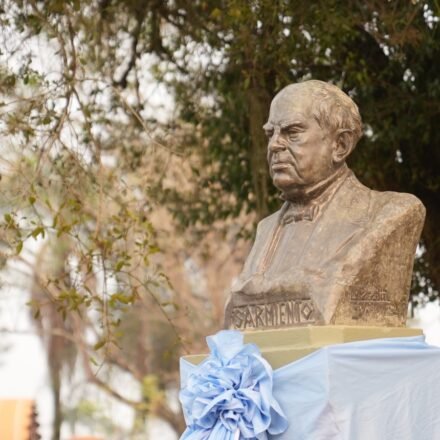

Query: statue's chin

[273,179,305,196]
[272,174,303,192]
[274,178,325,202]
[273,165,346,201]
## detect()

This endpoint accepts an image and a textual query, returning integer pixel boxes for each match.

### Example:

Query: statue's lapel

[303,175,371,268]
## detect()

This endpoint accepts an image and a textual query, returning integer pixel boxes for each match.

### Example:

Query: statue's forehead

[267,92,312,126]
[268,105,312,127]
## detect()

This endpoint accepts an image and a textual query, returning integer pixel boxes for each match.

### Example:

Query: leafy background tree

[0,0,438,438]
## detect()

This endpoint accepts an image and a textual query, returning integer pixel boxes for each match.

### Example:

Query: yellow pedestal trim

[184,326,423,369]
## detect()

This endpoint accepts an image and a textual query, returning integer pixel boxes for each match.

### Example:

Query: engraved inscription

[349,289,400,321]
[350,290,389,302]
[351,302,398,320]
[231,299,315,330]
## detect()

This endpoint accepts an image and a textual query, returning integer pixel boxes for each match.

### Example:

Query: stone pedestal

[184,326,422,369]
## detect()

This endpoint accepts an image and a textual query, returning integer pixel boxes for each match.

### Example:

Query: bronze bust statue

[225,80,425,330]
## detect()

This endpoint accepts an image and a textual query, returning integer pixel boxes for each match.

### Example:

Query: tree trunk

[247,87,272,221]
[51,363,62,440]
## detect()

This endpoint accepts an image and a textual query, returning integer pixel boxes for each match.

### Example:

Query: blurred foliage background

[0,0,439,438]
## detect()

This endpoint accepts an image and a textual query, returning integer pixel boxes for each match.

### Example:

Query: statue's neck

[280,164,349,205]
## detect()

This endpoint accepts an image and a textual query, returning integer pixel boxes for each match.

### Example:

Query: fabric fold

[179,330,288,439]
[181,334,440,439]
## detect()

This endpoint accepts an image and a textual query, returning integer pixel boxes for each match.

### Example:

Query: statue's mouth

[271,162,291,171]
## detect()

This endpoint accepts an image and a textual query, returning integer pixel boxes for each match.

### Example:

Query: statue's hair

[276,80,363,152]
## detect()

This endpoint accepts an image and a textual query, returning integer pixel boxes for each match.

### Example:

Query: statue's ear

[332,129,352,164]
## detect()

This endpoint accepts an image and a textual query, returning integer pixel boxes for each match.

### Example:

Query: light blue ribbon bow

[179,330,288,439]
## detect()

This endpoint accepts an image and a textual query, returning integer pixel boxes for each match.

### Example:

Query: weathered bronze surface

[225,80,425,330]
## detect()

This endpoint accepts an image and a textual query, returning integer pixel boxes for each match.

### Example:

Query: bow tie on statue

[281,202,319,223]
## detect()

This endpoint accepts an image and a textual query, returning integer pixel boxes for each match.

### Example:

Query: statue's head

[263,80,362,196]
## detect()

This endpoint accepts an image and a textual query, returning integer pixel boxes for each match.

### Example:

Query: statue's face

[264,90,338,193]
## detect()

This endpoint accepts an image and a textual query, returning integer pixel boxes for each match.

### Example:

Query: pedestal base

[184,325,422,368]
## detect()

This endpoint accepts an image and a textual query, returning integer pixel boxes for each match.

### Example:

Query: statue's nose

[268,135,286,153]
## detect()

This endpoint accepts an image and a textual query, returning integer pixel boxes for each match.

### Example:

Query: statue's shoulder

[348,172,425,221]
[372,189,425,220]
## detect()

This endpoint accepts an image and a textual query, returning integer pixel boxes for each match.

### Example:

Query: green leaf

[56,224,71,237]
[33,308,40,319]
[110,292,133,305]
[93,339,106,351]
[211,8,222,19]
[148,245,160,254]
[30,226,45,239]
[16,241,23,254]
[115,260,125,271]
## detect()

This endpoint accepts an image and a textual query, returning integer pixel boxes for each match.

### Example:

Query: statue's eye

[287,130,299,141]
[265,130,274,139]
